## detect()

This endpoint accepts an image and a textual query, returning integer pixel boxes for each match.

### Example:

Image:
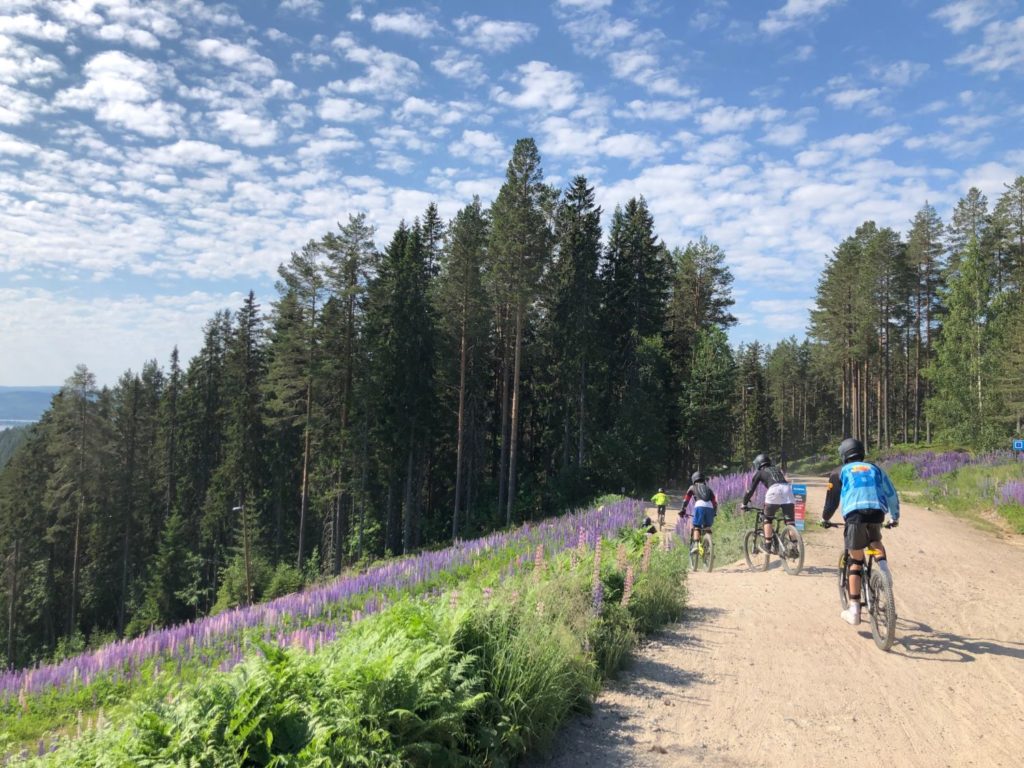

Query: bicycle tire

[869,569,897,651]
[838,551,850,610]
[743,530,769,571]
[701,532,714,572]
[780,525,805,575]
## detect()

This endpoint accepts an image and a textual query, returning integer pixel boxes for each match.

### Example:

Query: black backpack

[693,482,713,502]
[763,466,787,487]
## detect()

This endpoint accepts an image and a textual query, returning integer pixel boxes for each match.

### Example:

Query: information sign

[792,483,807,531]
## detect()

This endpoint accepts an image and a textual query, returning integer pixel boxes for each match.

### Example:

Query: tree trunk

[452,316,468,542]
[6,539,17,665]
[578,361,586,467]
[297,381,312,571]
[497,308,511,514]
[506,302,524,525]
[403,446,415,554]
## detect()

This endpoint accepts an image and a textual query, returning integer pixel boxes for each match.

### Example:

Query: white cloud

[870,60,929,87]
[370,11,440,38]
[0,83,44,125]
[608,49,694,97]
[213,108,278,147]
[317,97,383,122]
[760,0,843,35]
[194,38,277,78]
[556,0,613,8]
[0,13,68,41]
[932,0,1000,33]
[94,23,161,49]
[827,87,882,109]
[449,130,506,164]
[561,12,636,55]
[685,134,749,164]
[431,48,487,86]
[492,61,580,111]
[697,105,783,133]
[0,288,245,386]
[280,0,322,17]
[0,129,38,156]
[330,32,419,96]
[616,100,693,121]
[454,15,538,52]
[55,51,184,138]
[761,123,807,146]
[0,35,63,86]
[793,45,814,61]
[948,15,1024,74]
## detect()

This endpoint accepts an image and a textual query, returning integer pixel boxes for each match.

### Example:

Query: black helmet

[839,437,865,463]
[691,471,704,483]
[752,453,770,470]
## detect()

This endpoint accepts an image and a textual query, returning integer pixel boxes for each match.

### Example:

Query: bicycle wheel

[869,569,897,651]
[743,530,769,571]
[780,525,805,576]
[701,533,714,572]
[838,552,850,610]
[689,539,699,571]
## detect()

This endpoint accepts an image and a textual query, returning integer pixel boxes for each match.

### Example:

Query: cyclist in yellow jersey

[651,488,668,527]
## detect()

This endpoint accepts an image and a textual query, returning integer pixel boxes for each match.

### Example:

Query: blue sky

[1,0,1022,385]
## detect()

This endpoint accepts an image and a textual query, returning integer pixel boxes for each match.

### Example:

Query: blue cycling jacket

[835,461,900,521]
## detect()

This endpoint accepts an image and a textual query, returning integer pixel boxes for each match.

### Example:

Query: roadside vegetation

[1,500,687,765]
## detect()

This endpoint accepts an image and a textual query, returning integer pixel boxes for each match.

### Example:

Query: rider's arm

[822,470,841,521]
[742,471,759,505]
[880,469,900,522]
[682,488,693,507]
[710,489,718,511]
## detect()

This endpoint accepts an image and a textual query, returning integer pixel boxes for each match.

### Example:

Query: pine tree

[679,328,735,471]
[488,138,553,523]
[906,204,945,441]
[435,198,490,540]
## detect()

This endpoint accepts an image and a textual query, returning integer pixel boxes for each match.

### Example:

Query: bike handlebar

[820,520,898,529]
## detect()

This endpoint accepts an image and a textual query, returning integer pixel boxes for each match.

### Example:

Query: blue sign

[1014,439,1024,452]
[792,484,807,531]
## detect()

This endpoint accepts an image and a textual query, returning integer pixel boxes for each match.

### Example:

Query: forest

[1,137,1021,669]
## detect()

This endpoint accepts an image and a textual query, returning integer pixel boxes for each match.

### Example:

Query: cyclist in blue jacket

[820,437,900,626]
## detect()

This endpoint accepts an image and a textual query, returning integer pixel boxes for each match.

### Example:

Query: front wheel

[838,552,850,610]
[701,533,714,572]
[743,530,769,571]
[869,569,897,651]
[780,525,805,575]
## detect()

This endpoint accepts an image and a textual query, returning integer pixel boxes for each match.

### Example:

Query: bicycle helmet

[658,487,663,493]
[752,453,770,470]
[691,471,704,483]
[839,437,865,463]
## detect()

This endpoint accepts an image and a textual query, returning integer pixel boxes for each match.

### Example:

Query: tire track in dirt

[528,475,1024,768]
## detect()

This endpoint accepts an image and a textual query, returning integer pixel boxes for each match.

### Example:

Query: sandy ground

[529,474,1024,768]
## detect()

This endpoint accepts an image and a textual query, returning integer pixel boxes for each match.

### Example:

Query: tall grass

[5,529,686,766]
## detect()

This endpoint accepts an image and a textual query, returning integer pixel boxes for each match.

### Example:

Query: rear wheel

[838,552,850,610]
[869,569,897,651]
[743,530,769,571]
[701,533,714,572]
[780,525,805,575]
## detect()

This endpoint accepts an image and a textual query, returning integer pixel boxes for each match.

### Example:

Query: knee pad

[848,557,865,574]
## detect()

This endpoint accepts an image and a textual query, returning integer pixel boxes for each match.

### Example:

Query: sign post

[792,483,807,531]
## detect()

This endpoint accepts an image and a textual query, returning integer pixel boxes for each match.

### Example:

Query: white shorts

[765,483,795,505]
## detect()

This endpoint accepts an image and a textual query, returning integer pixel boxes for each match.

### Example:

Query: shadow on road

[891,617,1024,663]
[524,607,721,767]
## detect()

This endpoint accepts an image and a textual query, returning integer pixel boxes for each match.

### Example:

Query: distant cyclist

[683,471,718,551]
[742,453,795,553]
[651,488,669,528]
[820,437,900,626]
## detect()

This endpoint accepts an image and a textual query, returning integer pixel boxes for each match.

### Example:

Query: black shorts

[845,522,883,551]
[765,503,794,524]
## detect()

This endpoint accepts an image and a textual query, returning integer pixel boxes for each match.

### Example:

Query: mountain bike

[689,526,714,572]
[742,505,805,575]
[822,520,898,651]
[657,504,666,530]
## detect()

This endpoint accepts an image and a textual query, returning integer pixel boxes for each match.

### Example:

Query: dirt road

[530,475,1024,768]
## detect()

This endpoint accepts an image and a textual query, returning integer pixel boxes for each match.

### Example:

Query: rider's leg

[843,547,865,624]
[763,505,777,550]
[869,527,891,581]
[782,503,796,542]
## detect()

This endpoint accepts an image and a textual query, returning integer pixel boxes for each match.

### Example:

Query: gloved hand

[818,519,829,528]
